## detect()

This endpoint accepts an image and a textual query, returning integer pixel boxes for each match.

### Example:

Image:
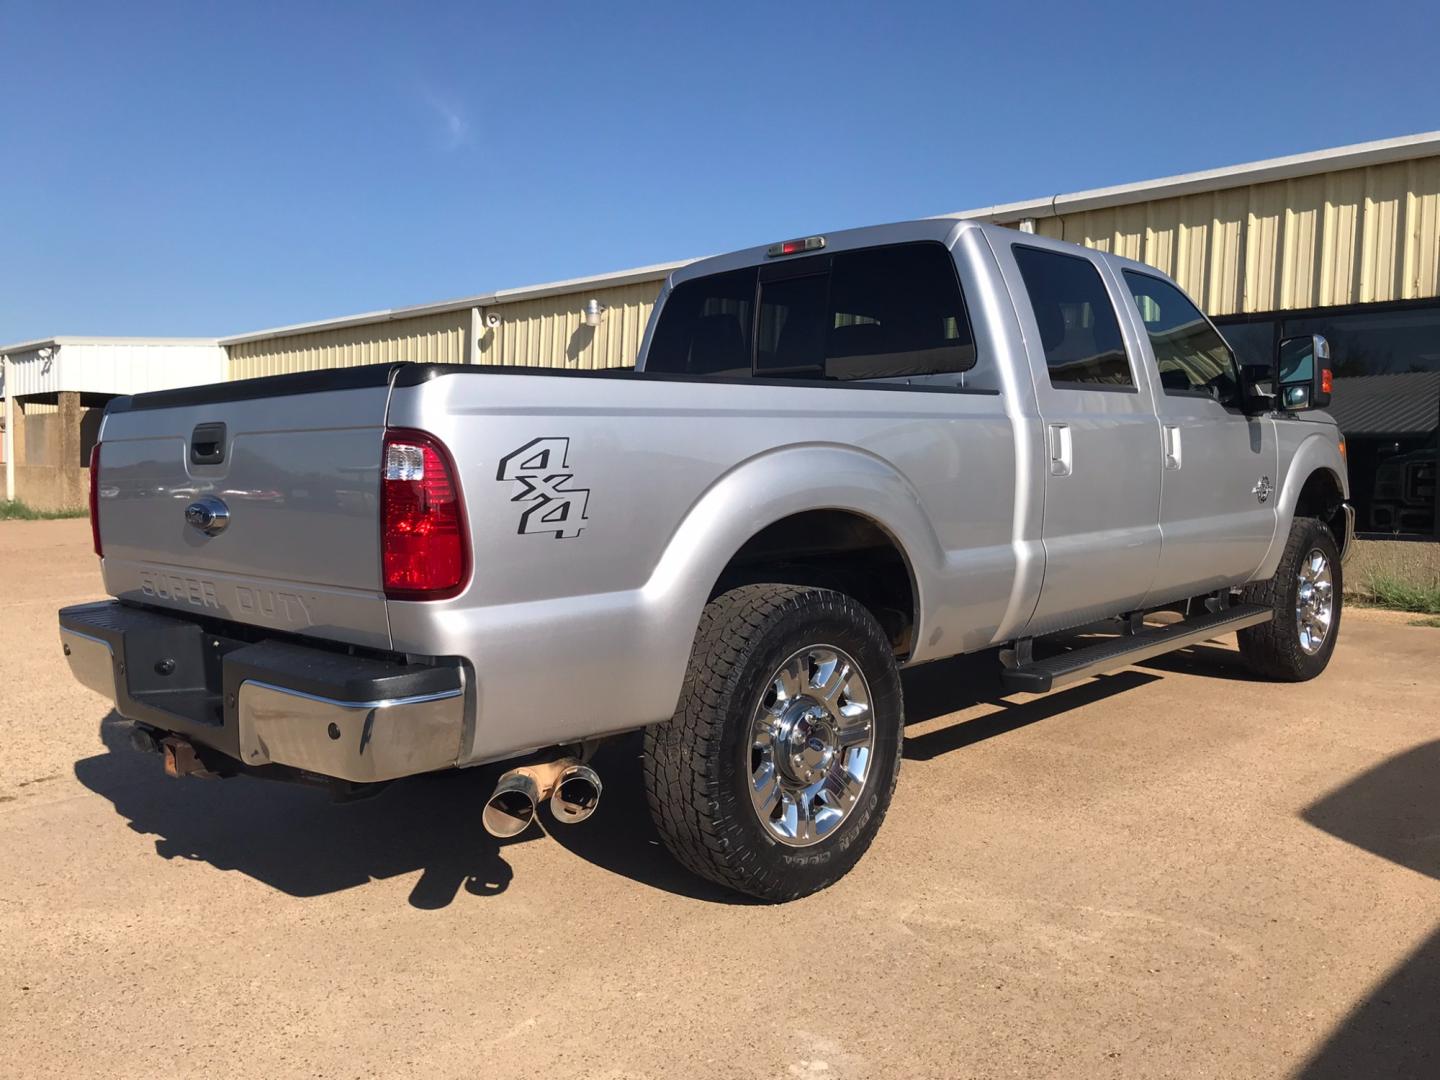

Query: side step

[1000,603,1272,695]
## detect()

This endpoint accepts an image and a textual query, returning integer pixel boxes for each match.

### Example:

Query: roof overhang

[219,259,695,347]
[944,129,1440,224]
[0,335,218,354]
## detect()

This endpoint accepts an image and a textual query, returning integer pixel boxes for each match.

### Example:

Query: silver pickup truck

[60,219,1352,901]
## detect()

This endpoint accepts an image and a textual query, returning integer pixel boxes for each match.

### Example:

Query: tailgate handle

[190,422,227,465]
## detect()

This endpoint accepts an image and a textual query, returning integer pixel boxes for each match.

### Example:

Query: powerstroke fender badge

[496,437,591,539]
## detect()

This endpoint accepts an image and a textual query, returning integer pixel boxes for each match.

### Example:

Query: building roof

[1330,372,1440,437]
[944,129,1440,224]
[223,130,1440,350]
[217,259,693,347]
[1,335,218,355]
[15,131,1440,355]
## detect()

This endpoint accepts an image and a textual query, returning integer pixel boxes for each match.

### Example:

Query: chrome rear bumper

[236,680,463,782]
[59,601,466,784]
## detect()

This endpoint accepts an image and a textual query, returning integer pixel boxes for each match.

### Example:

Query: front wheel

[644,584,904,902]
[1238,517,1342,681]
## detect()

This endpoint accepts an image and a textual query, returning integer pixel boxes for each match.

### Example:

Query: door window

[1013,246,1133,389]
[1124,271,1241,406]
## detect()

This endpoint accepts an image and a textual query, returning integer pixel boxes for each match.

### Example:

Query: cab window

[646,268,756,376]
[648,242,976,382]
[1013,246,1134,389]
[1123,271,1241,406]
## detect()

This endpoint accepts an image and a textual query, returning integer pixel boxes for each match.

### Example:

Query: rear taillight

[380,428,469,600]
[88,442,103,557]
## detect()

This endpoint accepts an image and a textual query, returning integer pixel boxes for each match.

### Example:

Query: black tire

[643,584,904,902]
[1238,517,1342,681]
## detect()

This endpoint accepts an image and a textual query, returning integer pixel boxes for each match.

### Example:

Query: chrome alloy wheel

[748,645,874,847]
[1296,548,1335,656]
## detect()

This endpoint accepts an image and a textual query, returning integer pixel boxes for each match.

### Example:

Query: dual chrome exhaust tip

[481,758,602,839]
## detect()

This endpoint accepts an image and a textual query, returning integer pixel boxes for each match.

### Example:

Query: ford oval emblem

[185,495,231,536]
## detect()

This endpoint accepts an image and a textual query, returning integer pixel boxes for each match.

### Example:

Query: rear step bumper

[59,601,465,783]
[1000,603,1272,695]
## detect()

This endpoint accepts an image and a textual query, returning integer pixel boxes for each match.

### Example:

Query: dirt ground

[1,519,1436,1080]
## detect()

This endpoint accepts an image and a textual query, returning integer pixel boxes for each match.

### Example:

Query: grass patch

[1409,615,1440,628]
[0,499,88,521]
[1366,573,1440,615]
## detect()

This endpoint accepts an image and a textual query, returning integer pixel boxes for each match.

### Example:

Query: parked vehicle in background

[1369,445,1436,533]
[59,219,1352,900]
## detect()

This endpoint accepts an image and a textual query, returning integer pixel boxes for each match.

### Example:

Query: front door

[1116,270,1279,600]
[1000,239,1164,636]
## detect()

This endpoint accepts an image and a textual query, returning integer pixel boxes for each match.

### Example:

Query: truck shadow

[899,650,1161,761]
[1137,641,1264,682]
[1293,740,1440,1078]
[73,713,752,908]
[69,638,1258,910]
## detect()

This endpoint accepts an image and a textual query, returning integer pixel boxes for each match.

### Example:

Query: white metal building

[1,337,225,508]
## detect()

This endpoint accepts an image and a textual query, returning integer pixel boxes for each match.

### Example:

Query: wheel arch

[642,444,945,672]
[1253,432,1350,581]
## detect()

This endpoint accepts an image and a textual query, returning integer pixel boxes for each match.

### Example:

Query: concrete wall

[1346,538,1440,596]
[13,464,88,512]
[6,393,96,511]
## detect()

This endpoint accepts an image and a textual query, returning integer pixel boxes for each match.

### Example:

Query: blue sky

[2,0,1437,342]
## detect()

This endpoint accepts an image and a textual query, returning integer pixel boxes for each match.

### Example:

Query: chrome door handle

[1163,425,1182,470]
[1048,423,1072,477]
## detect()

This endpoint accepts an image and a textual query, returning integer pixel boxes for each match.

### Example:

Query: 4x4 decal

[496,437,591,539]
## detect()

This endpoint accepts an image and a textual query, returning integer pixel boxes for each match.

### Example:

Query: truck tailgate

[96,374,394,649]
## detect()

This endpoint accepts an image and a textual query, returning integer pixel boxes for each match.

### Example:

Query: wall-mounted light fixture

[583,298,606,328]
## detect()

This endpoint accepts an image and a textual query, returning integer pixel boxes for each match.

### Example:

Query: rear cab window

[1012,245,1134,390]
[645,268,756,377]
[646,242,976,385]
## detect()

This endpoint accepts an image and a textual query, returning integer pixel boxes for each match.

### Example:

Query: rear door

[998,239,1164,635]
[1116,270,1279,599]
[96,375,394,649]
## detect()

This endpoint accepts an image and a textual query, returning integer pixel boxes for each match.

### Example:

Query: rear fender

[643,443,945,662]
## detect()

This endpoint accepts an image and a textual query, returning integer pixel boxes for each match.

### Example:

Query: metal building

[4,131,1437,558]
[221,262,685,380]
[1,338,225,510]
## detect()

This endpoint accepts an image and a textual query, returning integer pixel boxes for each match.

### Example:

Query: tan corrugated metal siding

[226,281,664,379]
[227,309,470,380]
[1030,156,1440,314]
[481,280,662,369]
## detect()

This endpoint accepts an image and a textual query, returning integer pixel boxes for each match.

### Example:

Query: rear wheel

[1239,517,1342,681]
[644,584,903,902]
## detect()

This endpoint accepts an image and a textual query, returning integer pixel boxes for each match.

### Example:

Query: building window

[1216,300,1440,540]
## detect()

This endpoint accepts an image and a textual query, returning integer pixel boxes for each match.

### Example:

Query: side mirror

[1275,333,1333,411]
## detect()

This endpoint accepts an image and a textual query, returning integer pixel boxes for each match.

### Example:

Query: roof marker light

[766,236,826,258]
